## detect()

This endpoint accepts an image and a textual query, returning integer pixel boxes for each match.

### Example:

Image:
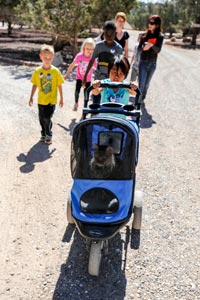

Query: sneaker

[73,103,78,111]
[45,135,52,145]
[40,136,46,142]
[45,139,52,145]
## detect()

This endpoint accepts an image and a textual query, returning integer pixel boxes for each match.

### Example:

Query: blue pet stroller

[67,82,142,276]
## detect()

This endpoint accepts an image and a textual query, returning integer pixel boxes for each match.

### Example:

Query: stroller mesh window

[80,188,119,214]
[71,120,137,180]
[98,131,123,155]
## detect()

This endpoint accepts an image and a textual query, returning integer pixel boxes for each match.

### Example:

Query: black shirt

[115,31,129,49]
[139,32,164,62]
[100,31,129,50]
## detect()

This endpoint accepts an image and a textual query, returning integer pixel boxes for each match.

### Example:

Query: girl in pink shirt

[64,38,96,111]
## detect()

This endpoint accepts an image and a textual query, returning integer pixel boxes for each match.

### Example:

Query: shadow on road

[129,96,156,129]
[3,63,34,79]
[140,105,156,129]
[57,118,77,136]
[52,226,137,300]
[17,141,56,173]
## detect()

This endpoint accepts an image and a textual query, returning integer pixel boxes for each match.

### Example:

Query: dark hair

[103,20,116,32]
[149,15,161,26]
[139,14,162,45]
[108,55,130,78]
[148,15,162,35]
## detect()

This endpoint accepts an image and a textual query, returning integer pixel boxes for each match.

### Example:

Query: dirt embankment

[0,25,76,66]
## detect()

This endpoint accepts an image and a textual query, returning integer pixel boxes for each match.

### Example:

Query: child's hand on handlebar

[92,80,100,89]
[126,81,138,96]
[92,80,103,95]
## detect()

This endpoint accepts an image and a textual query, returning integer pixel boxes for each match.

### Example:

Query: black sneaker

[45,135,52,144]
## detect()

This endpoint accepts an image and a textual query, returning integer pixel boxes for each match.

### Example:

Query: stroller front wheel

[88,241,103,276]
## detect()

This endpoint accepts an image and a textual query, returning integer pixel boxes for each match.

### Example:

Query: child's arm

[58,85,64,107]
[64,61,77,80]
[124,39,129,59]
[29,84,37,106]
[82,58,95,87]
[131,44,138,65]
[92,59,97,71]
[130,53,135,65]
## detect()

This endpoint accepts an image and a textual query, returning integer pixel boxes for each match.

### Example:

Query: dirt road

[0,36,200,300]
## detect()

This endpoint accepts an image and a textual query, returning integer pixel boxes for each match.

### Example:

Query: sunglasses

[149,21,156,25]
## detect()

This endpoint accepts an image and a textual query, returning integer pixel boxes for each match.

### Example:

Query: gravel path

[0,33,199,300]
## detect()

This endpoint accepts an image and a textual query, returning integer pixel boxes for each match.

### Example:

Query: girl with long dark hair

[137,15,164,105]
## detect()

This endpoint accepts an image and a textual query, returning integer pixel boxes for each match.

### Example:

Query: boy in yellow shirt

[29,44,64,144]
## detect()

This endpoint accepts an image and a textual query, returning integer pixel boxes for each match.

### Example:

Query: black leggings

[75,79,90,103]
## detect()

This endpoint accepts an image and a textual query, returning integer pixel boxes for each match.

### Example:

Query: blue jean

[137,60,156,103]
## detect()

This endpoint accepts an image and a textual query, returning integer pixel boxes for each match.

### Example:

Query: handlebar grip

[100,82,141,95]
[99,82,131,89]
[84,82,141,108]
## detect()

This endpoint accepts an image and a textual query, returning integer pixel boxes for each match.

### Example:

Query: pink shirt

[74,52,96,82]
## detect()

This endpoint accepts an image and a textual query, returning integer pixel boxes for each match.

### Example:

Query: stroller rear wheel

[132,190,143,229]
[132,206,142,230]
[67,198,74,224]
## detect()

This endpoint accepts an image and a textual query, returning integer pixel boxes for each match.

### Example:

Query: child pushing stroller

[92,55,138,111]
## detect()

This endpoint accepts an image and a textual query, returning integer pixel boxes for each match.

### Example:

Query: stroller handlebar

[100,82,129,89]
[82,82,141,122]
[84,82,141,102]
[99,82,140,96]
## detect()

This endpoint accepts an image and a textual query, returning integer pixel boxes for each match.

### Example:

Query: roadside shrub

[170,37,176,42]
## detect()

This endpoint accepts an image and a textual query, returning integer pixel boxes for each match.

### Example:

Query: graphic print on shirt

[97,52,115,79]
[40,73,52,94]
[105,90,125,103]
[147,38,157,44]
[79,61,89,77]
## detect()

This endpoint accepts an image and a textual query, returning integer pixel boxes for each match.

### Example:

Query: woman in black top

[137,15,164,105]
[115,12,129,58]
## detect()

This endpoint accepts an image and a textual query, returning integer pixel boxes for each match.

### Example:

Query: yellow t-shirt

[31,65,64,105]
